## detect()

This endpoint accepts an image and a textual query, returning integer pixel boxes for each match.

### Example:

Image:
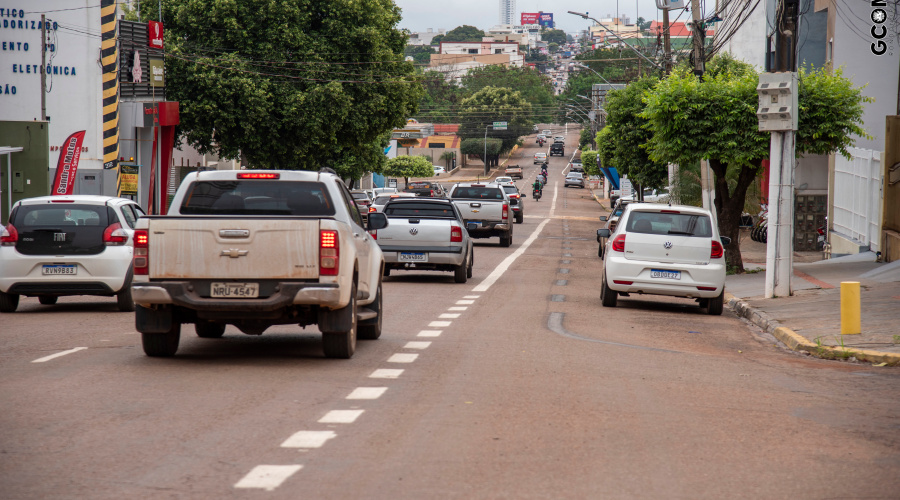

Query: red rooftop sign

[148,20,164,49]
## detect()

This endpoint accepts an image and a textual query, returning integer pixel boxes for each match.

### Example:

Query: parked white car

[597,203,730,315]
[621,187,671,204]
[433,166,446,175]
[564,172,585,188]
[0,195,145,312]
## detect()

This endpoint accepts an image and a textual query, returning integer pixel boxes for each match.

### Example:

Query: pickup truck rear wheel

[358,281,382,340]
[141,324,181,357]
[500,231,512,248]
[195,321,226,338]
[454,258,468,283]
[321,281,357,359]
[515,212,524,224]
[466,250,474,278]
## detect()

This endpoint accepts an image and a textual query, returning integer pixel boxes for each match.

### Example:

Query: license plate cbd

[650,269,681,280]
[210,282,259,298]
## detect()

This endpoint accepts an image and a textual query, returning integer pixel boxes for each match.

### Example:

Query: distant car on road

[541,129,552,136]
[0,195,145,313]
[495,176,515,185]
[553,136,565,143]
[550,142,565,157]
[597,203,730,315]
[404,181,446,198]
[564,172,585,188]
[569,162,584,174]
[501,184,526,224]
[370,192,417,214]
[534,152,547,164]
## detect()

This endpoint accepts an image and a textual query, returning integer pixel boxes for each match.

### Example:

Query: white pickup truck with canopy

[130,169,388,359]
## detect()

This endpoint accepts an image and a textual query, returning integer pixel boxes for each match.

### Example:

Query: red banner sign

[50,131,86,196]
[148,20,164,49]
[521,12,540,25]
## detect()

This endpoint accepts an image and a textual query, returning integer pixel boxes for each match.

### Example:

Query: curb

[725,293,900,366]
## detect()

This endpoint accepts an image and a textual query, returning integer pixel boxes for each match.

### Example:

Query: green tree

[580,149,600,176]
[642,55,871,272]
[549,42,559,53]
[439,25,486,43]
[383,155,434,187]
[602,76,667,193]
[636,17,652,31]
[457,87,534,168]
[575,48,658,83]
[460,138,502,168]
[414,71,464,123]
[162,0,422,181]
[461,66,555,123]
[542,29,567,45]
[404,45,435,65]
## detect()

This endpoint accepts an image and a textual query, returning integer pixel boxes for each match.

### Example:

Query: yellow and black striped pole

[100,0,119,169]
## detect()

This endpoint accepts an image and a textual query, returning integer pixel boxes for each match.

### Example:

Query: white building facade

[499,0,516,25]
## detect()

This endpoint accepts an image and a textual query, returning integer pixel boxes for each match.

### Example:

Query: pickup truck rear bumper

[132,281,342,311]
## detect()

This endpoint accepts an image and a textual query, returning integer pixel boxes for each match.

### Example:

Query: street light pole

[573,62,612,85]
[567,11,663,71]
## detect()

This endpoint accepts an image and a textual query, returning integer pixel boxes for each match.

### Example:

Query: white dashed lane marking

[404,341,431,350]
[281,431,336,449]
[31,347,87,363]
[346,387,387,400]
[438,313,460,319]
[370,369,404,378]
[456,300,475,305]
[429,321,452,328]
[234,465,302,491]
[448,306,468,311]
[388,353,419,363]
[417,330,442,337]
[319,410,364,424]
[463,295,480,299]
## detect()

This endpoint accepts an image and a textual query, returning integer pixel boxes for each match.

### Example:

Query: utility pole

[689,0,705,77]
[40,15,47,121]
[764,0,800,298]
[662,8,672,74]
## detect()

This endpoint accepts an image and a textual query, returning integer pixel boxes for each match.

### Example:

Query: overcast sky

[393,0,675,35]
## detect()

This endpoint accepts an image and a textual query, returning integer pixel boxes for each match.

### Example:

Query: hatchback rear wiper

[666,230,694,235]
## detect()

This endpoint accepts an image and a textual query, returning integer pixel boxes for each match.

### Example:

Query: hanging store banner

[50,131,86,195]
[118,164,139,196]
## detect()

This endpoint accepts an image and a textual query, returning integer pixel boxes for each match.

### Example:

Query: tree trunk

[708,159,762,273]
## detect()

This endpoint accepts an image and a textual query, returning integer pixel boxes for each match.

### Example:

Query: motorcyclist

[532,178,543,198]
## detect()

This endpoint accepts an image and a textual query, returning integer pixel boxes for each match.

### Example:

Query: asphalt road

[2,131,899,499]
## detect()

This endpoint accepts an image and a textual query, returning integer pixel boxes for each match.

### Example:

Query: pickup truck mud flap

[136,305,174,334]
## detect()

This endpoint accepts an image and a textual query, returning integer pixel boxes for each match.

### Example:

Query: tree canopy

[383,155,434,186]
[542,29,567,45]
[641,54,871,271]
[163,0,422,179]
[460,66,555,123]
[437,25,486,43]
[457,87,532,167]
[404,45,435,65]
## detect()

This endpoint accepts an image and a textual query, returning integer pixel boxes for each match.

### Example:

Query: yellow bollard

[840,281,861,335]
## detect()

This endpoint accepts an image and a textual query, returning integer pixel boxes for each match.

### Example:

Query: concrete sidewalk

[590,190,900,365]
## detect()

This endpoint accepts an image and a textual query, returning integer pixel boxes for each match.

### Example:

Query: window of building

[468,49,478,54]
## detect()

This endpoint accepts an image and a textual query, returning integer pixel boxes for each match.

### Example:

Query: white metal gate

[833,147,883,251]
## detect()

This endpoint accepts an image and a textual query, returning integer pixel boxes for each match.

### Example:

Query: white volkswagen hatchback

[0,195,144,312]
[597,203,730,315]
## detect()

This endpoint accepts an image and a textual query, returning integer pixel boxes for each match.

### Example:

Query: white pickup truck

[448,183,513,247]
[130,169,388,359]
[376,198,474,283]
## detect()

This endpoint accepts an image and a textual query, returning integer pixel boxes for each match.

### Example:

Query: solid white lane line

[463,295,480,299]
[417,330,442,337]
[456,300,475,305]
[388,353,419,363]
[234,465,302,491]
[429,321,452,328]
[549,184,559,217]
[370,368,404,378]
[31,347,87,363]
[319,410,364,424]
[346,387,388,400]
[281,431,336,449]
[438,313,460,319]
[404,341,432,350]
[471,218,551,293]
[448,306,468,311]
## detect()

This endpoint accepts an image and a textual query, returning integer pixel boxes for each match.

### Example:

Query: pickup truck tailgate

[378,218,455,247]
[452,201,503,222]
[148,218,320,280]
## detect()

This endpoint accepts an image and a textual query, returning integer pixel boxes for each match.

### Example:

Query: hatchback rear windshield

[626,211,712,237]
[179,181,335,216]
[383,202,456,218]
[12,203,111,255]
[450,187,504,200]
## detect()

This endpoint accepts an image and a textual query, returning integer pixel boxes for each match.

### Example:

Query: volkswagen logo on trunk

[409,228,419,235]
[664,241,673,249]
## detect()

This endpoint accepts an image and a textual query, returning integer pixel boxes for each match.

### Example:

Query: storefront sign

[149,57,164,87]
[118,164,139,196]
[148,20,164,49]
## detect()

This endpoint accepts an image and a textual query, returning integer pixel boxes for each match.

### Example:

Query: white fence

[832,147,883,251]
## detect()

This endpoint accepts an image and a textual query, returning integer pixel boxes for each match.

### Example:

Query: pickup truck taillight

[450,225,463,243]
[320,230,339,276]
[710,240,724,259]
[0,224,17,246]
[502,204,509,221]
[103,222,128,246]
[611,234,626,252]
[133,229,149,275]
